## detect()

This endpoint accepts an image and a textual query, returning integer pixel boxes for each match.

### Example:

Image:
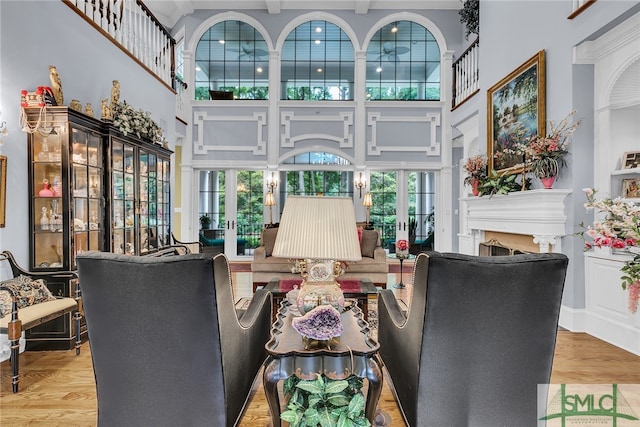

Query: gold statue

[101,98,112,120]
[48,65,63,106]
[110,80,120,110]
[85,103,94,117]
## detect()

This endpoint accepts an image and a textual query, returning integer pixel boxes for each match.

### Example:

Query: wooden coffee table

[263,302,382,426]
[263,278,378,321]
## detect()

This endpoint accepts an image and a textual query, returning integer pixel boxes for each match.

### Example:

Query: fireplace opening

[479,239,532,256]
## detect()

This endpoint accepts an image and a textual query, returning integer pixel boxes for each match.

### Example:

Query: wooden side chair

[0,250,82,393]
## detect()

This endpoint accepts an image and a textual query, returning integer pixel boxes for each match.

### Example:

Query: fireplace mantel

[460,189,572,253]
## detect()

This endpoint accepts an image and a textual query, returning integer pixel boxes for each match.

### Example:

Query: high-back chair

[76,252,271,427]
[378,252,568,427]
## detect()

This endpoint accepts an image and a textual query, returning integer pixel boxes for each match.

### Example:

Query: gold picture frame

[622,151,640,170]
[487,50,546,175]
[0,155,6,228]
[622,178,640,199]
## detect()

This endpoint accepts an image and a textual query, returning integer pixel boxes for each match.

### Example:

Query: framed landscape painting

[487,50,546,174]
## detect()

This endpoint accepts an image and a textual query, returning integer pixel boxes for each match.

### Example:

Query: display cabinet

[26,106,103,349]
[27,107,105,272]
[106,127,172,255]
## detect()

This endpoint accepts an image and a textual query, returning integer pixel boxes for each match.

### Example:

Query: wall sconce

[354,171,367,198]
[264,192,276,225]
[0,110,7,146]
[362,192,373,225]
[266,171,278,193]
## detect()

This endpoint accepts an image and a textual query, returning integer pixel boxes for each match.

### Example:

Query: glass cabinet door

[71,127,104,267]
[32,131,65,269]
[158,158,170,248]
[139,149,150,253]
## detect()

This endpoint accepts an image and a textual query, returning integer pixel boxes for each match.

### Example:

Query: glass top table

[264,278,378,320]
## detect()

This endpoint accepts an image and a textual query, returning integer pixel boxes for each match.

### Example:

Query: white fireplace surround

[459,189,572,254]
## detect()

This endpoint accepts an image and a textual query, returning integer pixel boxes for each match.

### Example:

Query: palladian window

[195,20,269,100]
[281,21,354,100]
[366,21,441,100]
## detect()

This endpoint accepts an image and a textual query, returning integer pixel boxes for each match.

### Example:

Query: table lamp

[272,196,362,314]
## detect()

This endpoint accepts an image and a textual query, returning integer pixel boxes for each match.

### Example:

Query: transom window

[366,21,441,101]
[195,20,269,100]
[281,21,354,101]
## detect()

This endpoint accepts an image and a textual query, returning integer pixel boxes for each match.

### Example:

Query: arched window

[366,21,440,101]
[195,20,269,100]
[281,21,354,100]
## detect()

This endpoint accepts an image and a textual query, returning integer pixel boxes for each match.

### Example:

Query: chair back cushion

[360,229,379,258]
[77,252,226,426]
[261,227,279,256]
[379,252,568,427]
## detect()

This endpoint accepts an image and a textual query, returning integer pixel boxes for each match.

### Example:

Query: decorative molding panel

[280,111,353,148]
[193,111,266,155]
[367,112,441,156]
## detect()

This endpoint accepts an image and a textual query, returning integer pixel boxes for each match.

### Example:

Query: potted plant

[459,0,479,40]
[280,375,371,427]
[199,215,211,230]
[463,154,488,196]
[519,111,581,188]
[581,188,640,313]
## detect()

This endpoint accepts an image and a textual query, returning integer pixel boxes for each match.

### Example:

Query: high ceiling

[145,0,462,30]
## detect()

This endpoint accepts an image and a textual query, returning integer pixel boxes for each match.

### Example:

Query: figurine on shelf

[85,102,94,117]
[101,98,112,120]
[49,65,63,106]
[39,179,54,197]
[40,207,49,230]
[110,80,120,111]
[69,99,82,112]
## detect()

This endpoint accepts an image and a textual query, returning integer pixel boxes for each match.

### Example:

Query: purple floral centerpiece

[291,305,343,342]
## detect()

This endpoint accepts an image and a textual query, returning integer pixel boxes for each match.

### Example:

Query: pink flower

[396,239,409,251]
[612,239,627,249]
[628,282,640,314]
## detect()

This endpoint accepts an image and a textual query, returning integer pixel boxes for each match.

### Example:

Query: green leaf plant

[280,374,371,427]
[478,169,531,197]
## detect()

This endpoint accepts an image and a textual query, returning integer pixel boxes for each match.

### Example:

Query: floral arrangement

[291,305,343,341]
[396,239,409,252]
[111,100,164,143]
[582,188,640,312]
[462,154,488,185]
[518,111,581,179]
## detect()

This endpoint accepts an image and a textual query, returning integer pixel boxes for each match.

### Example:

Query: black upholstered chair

[378,252,568,427]
[76,252,272,427]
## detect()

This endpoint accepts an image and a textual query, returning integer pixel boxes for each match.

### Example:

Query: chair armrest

[372,246,387,262]
[238,288,272,327]
[253,246,267,260]
[378,289,407,327]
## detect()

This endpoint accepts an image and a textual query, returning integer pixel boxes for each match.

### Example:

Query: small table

[264,278,378,321]
[263,303,383,426]
[387,254,416,289]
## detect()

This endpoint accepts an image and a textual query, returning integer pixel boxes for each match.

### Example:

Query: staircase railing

[452,38,479,110]
[63,0,175,91]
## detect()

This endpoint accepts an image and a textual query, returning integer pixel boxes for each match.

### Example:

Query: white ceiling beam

[354,0,370,14]
[265,0,281,13]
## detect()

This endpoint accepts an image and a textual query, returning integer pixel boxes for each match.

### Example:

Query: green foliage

[621,255,640,290]
[478,169,529,197]
[459,0,479,39]
[281,375,371,427]
[199,215,211,229]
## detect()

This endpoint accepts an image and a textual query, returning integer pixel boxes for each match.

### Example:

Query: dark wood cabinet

[24,107,173,349]
[105,128,172,255]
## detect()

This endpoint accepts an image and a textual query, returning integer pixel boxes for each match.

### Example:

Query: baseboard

[559,305,586,332]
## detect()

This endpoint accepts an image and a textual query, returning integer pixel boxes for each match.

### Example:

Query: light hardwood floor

[2,269,639,426]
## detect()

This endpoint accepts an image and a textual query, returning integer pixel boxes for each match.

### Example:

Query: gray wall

[0,1,177,273]
[478,0,640,309]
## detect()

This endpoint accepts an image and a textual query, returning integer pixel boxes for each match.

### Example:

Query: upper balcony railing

[452,38,479,110]
[63,0,175,91]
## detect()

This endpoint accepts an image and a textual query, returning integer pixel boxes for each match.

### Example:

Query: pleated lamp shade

[272,196,362,262]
